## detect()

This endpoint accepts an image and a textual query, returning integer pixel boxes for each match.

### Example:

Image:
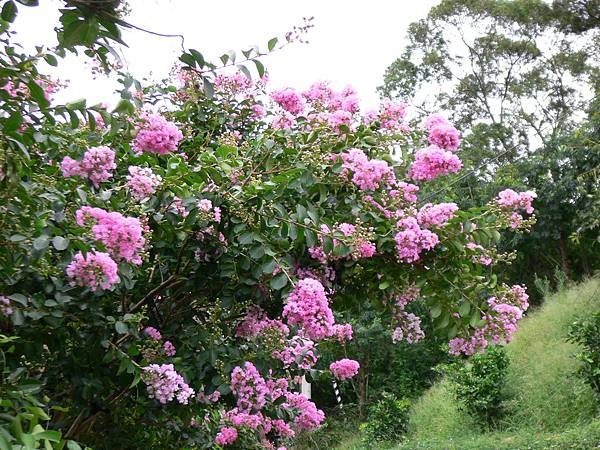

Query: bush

[360,392,411,447]
[568,312,600,401]
[445,345,509,429]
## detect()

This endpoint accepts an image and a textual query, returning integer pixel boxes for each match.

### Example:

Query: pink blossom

[272,336,317,369]
[392,312,425,344]
[408,145,462,181]
[60,146,116,188]
[133,114,183,155]
[340,148,396,191]
[214,72,252,93]
[394,217,439,263]
[142,363,194,404]
[272,111,295,130]
[66,251,119,291]
[331,323,353,342]
[0,296,12,316]
[283,392,324,431]
[422,113,449,131]
[76,207,147,265]
[329,359,360,380]
[215,427,238,446]
[230,362,269,412]
[236,306,290,339]
[126,166,162,200]
[428,123,461,152]
[282,278,335,340]
[271,88,305,115]
[417,202,458,228]
[163,341,176,357]
[144,326,162,341]
[497,189,536,214]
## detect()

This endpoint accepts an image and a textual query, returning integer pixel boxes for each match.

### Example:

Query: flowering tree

[0,10,536,450]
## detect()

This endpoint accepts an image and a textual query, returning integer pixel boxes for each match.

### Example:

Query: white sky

[13,0,440,109]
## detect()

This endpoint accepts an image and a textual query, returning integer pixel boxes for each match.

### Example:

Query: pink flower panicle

[340,148,396,191]
[417,202,459,228]
[215,427,238,446]
[331,323,353,343]
[408,145,462,181]
[235,306,290,339]
[283,392,324,431]
[133,114,183,155]
[144,326,162,341]
[66,251,119,291]
[0,296,13,316]
[271,88,305,115]
[497,189,536,214]
[125,166,162,200]
[282,278,335,341]
[142,363,194,404]
[163,341,176,357]
[230,362,270,412]
[60,146,116,187]
[272,336,317,369]
[394,217,439,263]
[329,359,360,380]
[392,312,425,344]
[75,207,147,265]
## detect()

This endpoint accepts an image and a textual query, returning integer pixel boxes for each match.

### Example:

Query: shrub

[568,312,600,401]
[361,392,411,446]
[444,345,509,429]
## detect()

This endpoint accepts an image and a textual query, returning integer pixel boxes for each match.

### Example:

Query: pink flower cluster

[66,251,119,291]
[236,306,290,339]
[497,189,536,214]
[215,427,238,446]
[60,146,116,188]
[76,207,147,265]
[394,217,439,263]
[282,278,335,340]
[392,312,425,344]
[378,99,408,131]
[230,362,270,412]
[449,285,529,355]
[282,392,325,431]
[214,72,252,94]
[197,199,222,223]
[408,145,462,181]
[331,323,353,343]
[133,114,183,155]
[423,114,461,152]
[302,82,359,114]
[329,359,360,381]
[417,202,459,228]
[272,336,317,369]
[465,242,493,266]
[125,166,162,200]
[309,222,376,262]
[271,88,305,115]
[145,326,162,340]
[142,363,195,404]
[340,148,396,191]
[0,296,13,316]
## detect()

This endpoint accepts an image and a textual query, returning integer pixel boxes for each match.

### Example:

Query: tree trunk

[558,234,570,278]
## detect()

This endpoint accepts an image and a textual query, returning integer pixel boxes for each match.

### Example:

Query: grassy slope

[396,278,600,449]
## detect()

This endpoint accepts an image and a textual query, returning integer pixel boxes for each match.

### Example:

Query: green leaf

[0,433,10,450]
[67,440,83,450]
[430,304,442,318]
[44,53,58,66]
[115,321,128,334]
[1,1,17,22]
[458,302,471,317]
[51,236,69,251]
[33,235,49,251]
[189,49,205,67]
[252,59,265,78]
[270,273,288,290]
[3,111,23,133]
[267,37,278,51]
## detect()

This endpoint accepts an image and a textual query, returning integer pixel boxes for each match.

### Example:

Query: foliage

[0,2,538,449]
[568,311,600,401]
[359,393,411,447]
[443,345,509,428]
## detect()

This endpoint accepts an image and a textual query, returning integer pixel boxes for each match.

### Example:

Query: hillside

[397,278,600,449]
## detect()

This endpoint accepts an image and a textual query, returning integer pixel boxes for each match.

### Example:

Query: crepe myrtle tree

[0,16,535,450]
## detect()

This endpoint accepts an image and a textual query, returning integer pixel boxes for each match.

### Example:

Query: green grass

[396,277,600,449]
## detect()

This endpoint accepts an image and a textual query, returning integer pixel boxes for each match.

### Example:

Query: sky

[13,0,440,109]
